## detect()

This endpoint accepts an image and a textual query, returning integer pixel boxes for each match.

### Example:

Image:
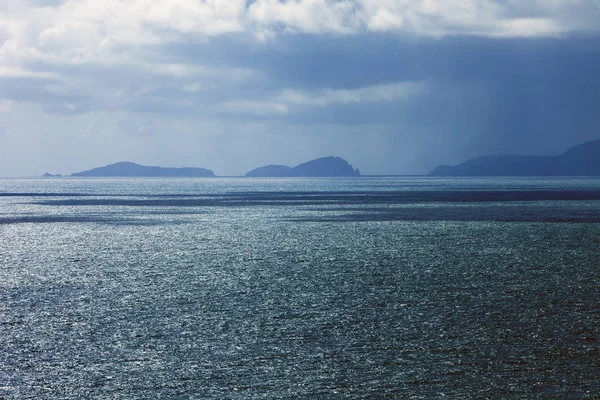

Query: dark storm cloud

[163,33,600,156]
[162,32,600,89]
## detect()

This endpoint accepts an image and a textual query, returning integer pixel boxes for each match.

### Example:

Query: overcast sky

[1,1,599,176]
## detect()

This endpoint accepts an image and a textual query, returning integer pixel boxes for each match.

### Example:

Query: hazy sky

[1,1,599,176]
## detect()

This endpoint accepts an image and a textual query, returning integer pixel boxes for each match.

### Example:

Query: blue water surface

[1,177,599,398]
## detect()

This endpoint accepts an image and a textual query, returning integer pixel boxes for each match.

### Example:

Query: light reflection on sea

[1,177,599,399]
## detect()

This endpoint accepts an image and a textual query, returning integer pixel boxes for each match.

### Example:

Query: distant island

[43,173,62,177]
[246,156,361,177]
[430,138,600,176]
[71,162,215,177]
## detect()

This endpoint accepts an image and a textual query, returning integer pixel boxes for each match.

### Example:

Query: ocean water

[1,177,599,399]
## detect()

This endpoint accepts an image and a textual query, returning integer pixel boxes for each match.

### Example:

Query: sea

[1,177,599,399]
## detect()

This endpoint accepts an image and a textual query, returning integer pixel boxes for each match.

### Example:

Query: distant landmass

[43,173,62,177]
[72,162,215,177]
[246,157,361,177]
[430,138,600,176]
[246,165,292,177]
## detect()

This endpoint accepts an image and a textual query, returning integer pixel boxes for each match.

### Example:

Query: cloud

[1,1,597,98]
[144,0,246,35]
[280,81,426,106]
[246,0,598,38]
[220,100,289,117]
[0,66,55,78]
[205,81,425,120]
[0,99,11,112]
[0,1,599,177]
[248,0,362,35]
[358,1,567,38]
[3,2,598,63]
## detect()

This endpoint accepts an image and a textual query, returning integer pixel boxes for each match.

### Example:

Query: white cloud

[245,0,599,38]
[182,83,210,93]
[359,0,569,38]
[0,66,56,78]
[2,0,245,70]
[213,81,425,118]
[248,0,361,34]
[0,1,597,79]
[493,18,563,38]
[144,0,246,35]
[220,100,289,117]
[280,81,426,107]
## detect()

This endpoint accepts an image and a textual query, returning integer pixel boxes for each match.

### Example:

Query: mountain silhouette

[245,165,292,177]
[246,157,361,177]
[72,162,215,177]
[430,138,600,176]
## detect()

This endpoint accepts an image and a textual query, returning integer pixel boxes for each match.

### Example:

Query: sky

[1,1,599,176]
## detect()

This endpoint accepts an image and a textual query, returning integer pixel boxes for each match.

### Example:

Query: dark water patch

[34,198,318,207]
[2,192,216,198]
[0,192,92,197]
[32,189,600,208]
[289,205,600,223]
[0,215,184,226]
[220,189,600,202]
